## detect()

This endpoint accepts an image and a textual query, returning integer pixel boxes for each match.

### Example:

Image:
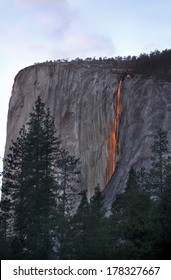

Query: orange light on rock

[108,79,122,181]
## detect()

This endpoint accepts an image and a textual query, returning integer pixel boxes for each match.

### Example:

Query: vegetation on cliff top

[14,48,171,83]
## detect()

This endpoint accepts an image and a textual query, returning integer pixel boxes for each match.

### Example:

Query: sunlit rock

[5,61,171,205]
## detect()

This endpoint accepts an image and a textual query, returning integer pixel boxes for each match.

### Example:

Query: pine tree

[23,97,61,259]
[0,127,28,259]
[68,190,92,259]
[56,147,80,256]
[1,96,82,259]
[147,129,171,259]
[90,184,106,218]
[1,97,61,259]
[0,200,11,259]
[149,128,170,198]
[60,185,109,260]
[88,185,109,259]
[134,129,171,259]
[110,169,152,259]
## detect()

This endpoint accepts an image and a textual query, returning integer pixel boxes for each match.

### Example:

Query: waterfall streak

[109,79,122,178]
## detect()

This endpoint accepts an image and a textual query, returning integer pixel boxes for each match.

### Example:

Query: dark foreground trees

[108,129,171,260]
[1,107,171,260]
[109,169,153,259]
[146,129,171,259]
[65,128,171,260]
[59,185,110,260]
[0,97,80,259]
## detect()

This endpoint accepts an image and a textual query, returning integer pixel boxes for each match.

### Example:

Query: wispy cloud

[14,0,115,59]
[54,31,114,59]
[0,0,115,62]
[15,0,69,9]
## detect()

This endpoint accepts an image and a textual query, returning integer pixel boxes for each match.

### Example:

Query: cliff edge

[5,61,171,204]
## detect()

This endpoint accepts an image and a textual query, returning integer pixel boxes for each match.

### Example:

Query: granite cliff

[5,60,171,205]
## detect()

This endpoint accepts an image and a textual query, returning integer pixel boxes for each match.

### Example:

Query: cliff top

[15,48,171,83]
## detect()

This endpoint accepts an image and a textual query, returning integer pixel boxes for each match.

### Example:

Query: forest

[32,49,171,81]
[15,49,171,83]
[0,97,171,260]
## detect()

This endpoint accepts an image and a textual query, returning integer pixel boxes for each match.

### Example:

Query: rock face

[104,75,171,205]
[5,61,171,204]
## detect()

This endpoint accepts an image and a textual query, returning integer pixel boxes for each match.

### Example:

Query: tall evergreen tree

[110,169,152,259]
[1,97,61,259]
[149,128,170,198]
[23,97,62,259]
[0,127,28,259]
[88,185,109,259]
[56,148,80,255]
[60,185,109,260]
[135,129,171,259]
[147,129,171,259]
[67,190,92,259]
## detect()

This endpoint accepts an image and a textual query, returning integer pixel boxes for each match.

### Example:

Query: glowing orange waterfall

[108,78,122,180]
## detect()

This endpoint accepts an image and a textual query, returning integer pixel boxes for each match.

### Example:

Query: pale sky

[0,0,171,173]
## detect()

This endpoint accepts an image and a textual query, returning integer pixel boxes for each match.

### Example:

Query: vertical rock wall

[5,62,171,203]
[5,63,119,198]
[105,75,171,206]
